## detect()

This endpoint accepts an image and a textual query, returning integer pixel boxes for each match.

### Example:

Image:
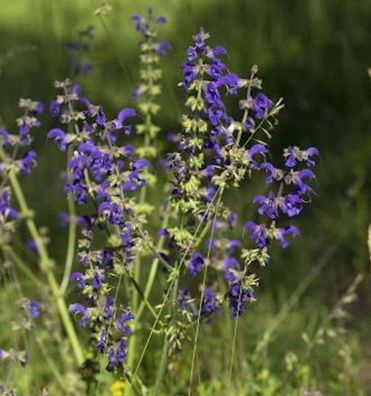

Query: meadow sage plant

[0,10,319,395]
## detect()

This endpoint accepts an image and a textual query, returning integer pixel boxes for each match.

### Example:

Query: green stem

[128,275,159,321]
[3,246,45,289]
[0,148,84,366]
[131,188,221,384]
[153,338,170,396]
[136,209,170,320]
[34,335,67,390]
[153,276,179,396]
[188,190,223,392]
[59,148,77,295]
[127,134,154,386]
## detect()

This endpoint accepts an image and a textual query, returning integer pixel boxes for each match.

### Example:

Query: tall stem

[3,246,45,289]
[152,275,179,396]
[59,146,77,295]
[136,208,170,320]
[127,134,151,388]
[0,148,84,366]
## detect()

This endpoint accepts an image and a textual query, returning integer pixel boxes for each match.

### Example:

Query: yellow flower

[111,380,126,396]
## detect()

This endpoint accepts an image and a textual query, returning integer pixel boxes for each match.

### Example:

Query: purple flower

[19,151,37,174]
[179,289,192,311]
[26,239,39,255]
[116,311,134,336]
[227,239,241,253]
[283,146,297,167]
[290,169,316,194]
[229,282,255,318]
[261,162,282,184]
[221,73,241,95]
[116,108,136,127]
[106,347,118,372]
[254,192,305,219]
[121,145,135,156]
[182,64,197,86]
[96,106,106,126]
[92,269,105,289]
[187,252,205,277]
[155,41,171,56]
[244,221,269,248]
[304,147,319,167]
[0,189,18,220]
[223,257,240,282]
[69,303,90,327]
[282,193,303,217]
[252,93,273,119]
[253,193,279,219]
[28,301,41,318]
[244,117,255,132]
[96,330,107,352]
[31,101,44,115]
[156,15,167,24]
[115,338,128,364]
[284,146,319,168]
[246,144,268,169]
[49,100,61,116]
[70,272,86,288]
[0,129,10,147]
[273,225,300,248]
[48,128,69,151]
[201,288,218,315]
[98,202,124,226]
[132,159,149,171]
[104,295,115,320]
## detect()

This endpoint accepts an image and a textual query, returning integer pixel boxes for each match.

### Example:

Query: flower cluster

[162,29,319,323]
[245,145,319,250]
[167,29,276,216]
[0,98,43,174]
[47,79,148,372]
[0,99,43,250]
[131,8,169,159]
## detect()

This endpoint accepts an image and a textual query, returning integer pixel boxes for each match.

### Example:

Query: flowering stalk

[131,8,169,158]
[126,10,170,381]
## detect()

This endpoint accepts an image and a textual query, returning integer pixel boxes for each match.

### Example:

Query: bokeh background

[1,0,370,393]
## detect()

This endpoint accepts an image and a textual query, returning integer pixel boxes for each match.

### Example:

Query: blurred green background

[1,0,371,393]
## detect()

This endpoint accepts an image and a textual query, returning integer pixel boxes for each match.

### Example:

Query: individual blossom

[244,221,269,248]
[252,93,273,119]
[69,304,90,328]
[201,288,219,315]
[27,301,41,318]
[187,252,205,277]
[229,281,255,318]
[283,146,319,168]
[0,188,18,222]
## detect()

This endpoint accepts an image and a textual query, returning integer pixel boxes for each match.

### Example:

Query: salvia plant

[0,9,321,395]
